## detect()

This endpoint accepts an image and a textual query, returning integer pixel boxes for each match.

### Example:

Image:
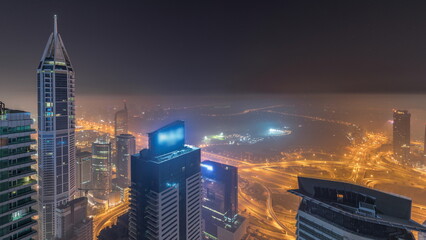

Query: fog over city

[1,1,426,240]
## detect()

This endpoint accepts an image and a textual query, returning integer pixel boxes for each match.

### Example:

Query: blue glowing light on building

[157,127,184,147]
[201,163,213,171]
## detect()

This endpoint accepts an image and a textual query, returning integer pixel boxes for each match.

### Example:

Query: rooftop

[289,176,426,232]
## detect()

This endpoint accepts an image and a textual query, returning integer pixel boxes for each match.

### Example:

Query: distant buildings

[0,102,38,239]
[424,125,426,158]
[289,176,426,239]
[55,197,93,240]
[129,121,202,240]
[91,136,112,205]
[393,110,411,159]
[76,150,92,196]
[37,15,77,239]
[201,161,247,240]
[114,103,128,137]
[116,134,136,190]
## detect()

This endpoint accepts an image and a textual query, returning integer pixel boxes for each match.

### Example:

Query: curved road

[93,202,129,240]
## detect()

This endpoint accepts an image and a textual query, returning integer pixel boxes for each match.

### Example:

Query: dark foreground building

[129,121,202,240]
[0,102,37,239]
[289,177,426,239]
[55,197,92,240]
[201,161,247,240]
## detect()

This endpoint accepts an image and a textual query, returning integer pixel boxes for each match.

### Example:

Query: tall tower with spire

[37,15,76,240]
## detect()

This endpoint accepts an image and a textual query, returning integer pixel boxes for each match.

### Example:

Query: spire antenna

[54,15,58,36]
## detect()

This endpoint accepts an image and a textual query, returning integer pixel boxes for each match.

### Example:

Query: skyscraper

[37,15,76,240]
[91,136,112,205]
[0,102,38,239]
[55,197,93,240]
[201,161,238,217]
[393,109,411,159]
[289,176,426,239]
[129,121,202,240]
[76,150,92,196]
[114,102,128,137]
[116,134,136,190]
[201,161,246,240]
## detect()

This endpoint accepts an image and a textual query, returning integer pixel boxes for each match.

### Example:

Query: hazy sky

[1,0,426,97]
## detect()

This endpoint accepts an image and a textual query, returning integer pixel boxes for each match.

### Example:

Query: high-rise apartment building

[289,177,426,239]
[201,161,246,240]
[37,15,76,239]
[55,197,93,240]
[91,136,112,204]
[393,110,411,159]
[129,121,202,240]
[76,150,92,196]
[114,103,128,137]
[0,102,38,239]
[116,134,135,190]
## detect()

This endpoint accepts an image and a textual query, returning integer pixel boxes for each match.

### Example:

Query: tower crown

[38,15,72,67]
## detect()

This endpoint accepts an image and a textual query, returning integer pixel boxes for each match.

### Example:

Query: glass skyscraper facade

[201,161,246,240]
[114,103,128,137]
[37,15,76,240]
[116,134,135,190]
[129,121,202,240]
[91,136,112,204]
[0,103,38,239]
[393,109,411,159]
[76,151,92,197]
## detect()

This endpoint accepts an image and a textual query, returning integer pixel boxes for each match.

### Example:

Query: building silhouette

[55,197,93,240]
[201,161,247,240]
[37,15,77,239]
[116,134,136,190]
[393,110,411,159]
[91,136,112,206]
[129,121,202,240]
[0,102,38,239]
[76,150,92,197]
[114,103,128,137]
[289,176,426,239]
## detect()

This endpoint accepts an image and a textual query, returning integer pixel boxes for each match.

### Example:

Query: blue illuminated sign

[149,120,186,156]
[157,127,184,147]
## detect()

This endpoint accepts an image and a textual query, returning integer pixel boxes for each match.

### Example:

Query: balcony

[0,209,37,228]
[0,139,36,150]
[0,159,37,172]
[0,149,36,161]
[0,219,37,239]
[0,129,36,137]
[0,199,37,218]
[0,179,37,195]
[0,169,37,184]
[0,189,37,206]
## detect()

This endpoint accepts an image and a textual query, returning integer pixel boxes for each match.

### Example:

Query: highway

[78,113,426,239]
[203,131,426,239]
[92,201,129,240]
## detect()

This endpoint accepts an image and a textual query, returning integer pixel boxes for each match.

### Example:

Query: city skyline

[1,1,426,240]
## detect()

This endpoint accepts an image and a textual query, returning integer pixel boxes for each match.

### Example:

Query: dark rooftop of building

[57,197,88,210]
[288,177,426,232]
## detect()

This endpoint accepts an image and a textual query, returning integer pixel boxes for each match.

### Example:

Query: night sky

[1,0,426,96]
